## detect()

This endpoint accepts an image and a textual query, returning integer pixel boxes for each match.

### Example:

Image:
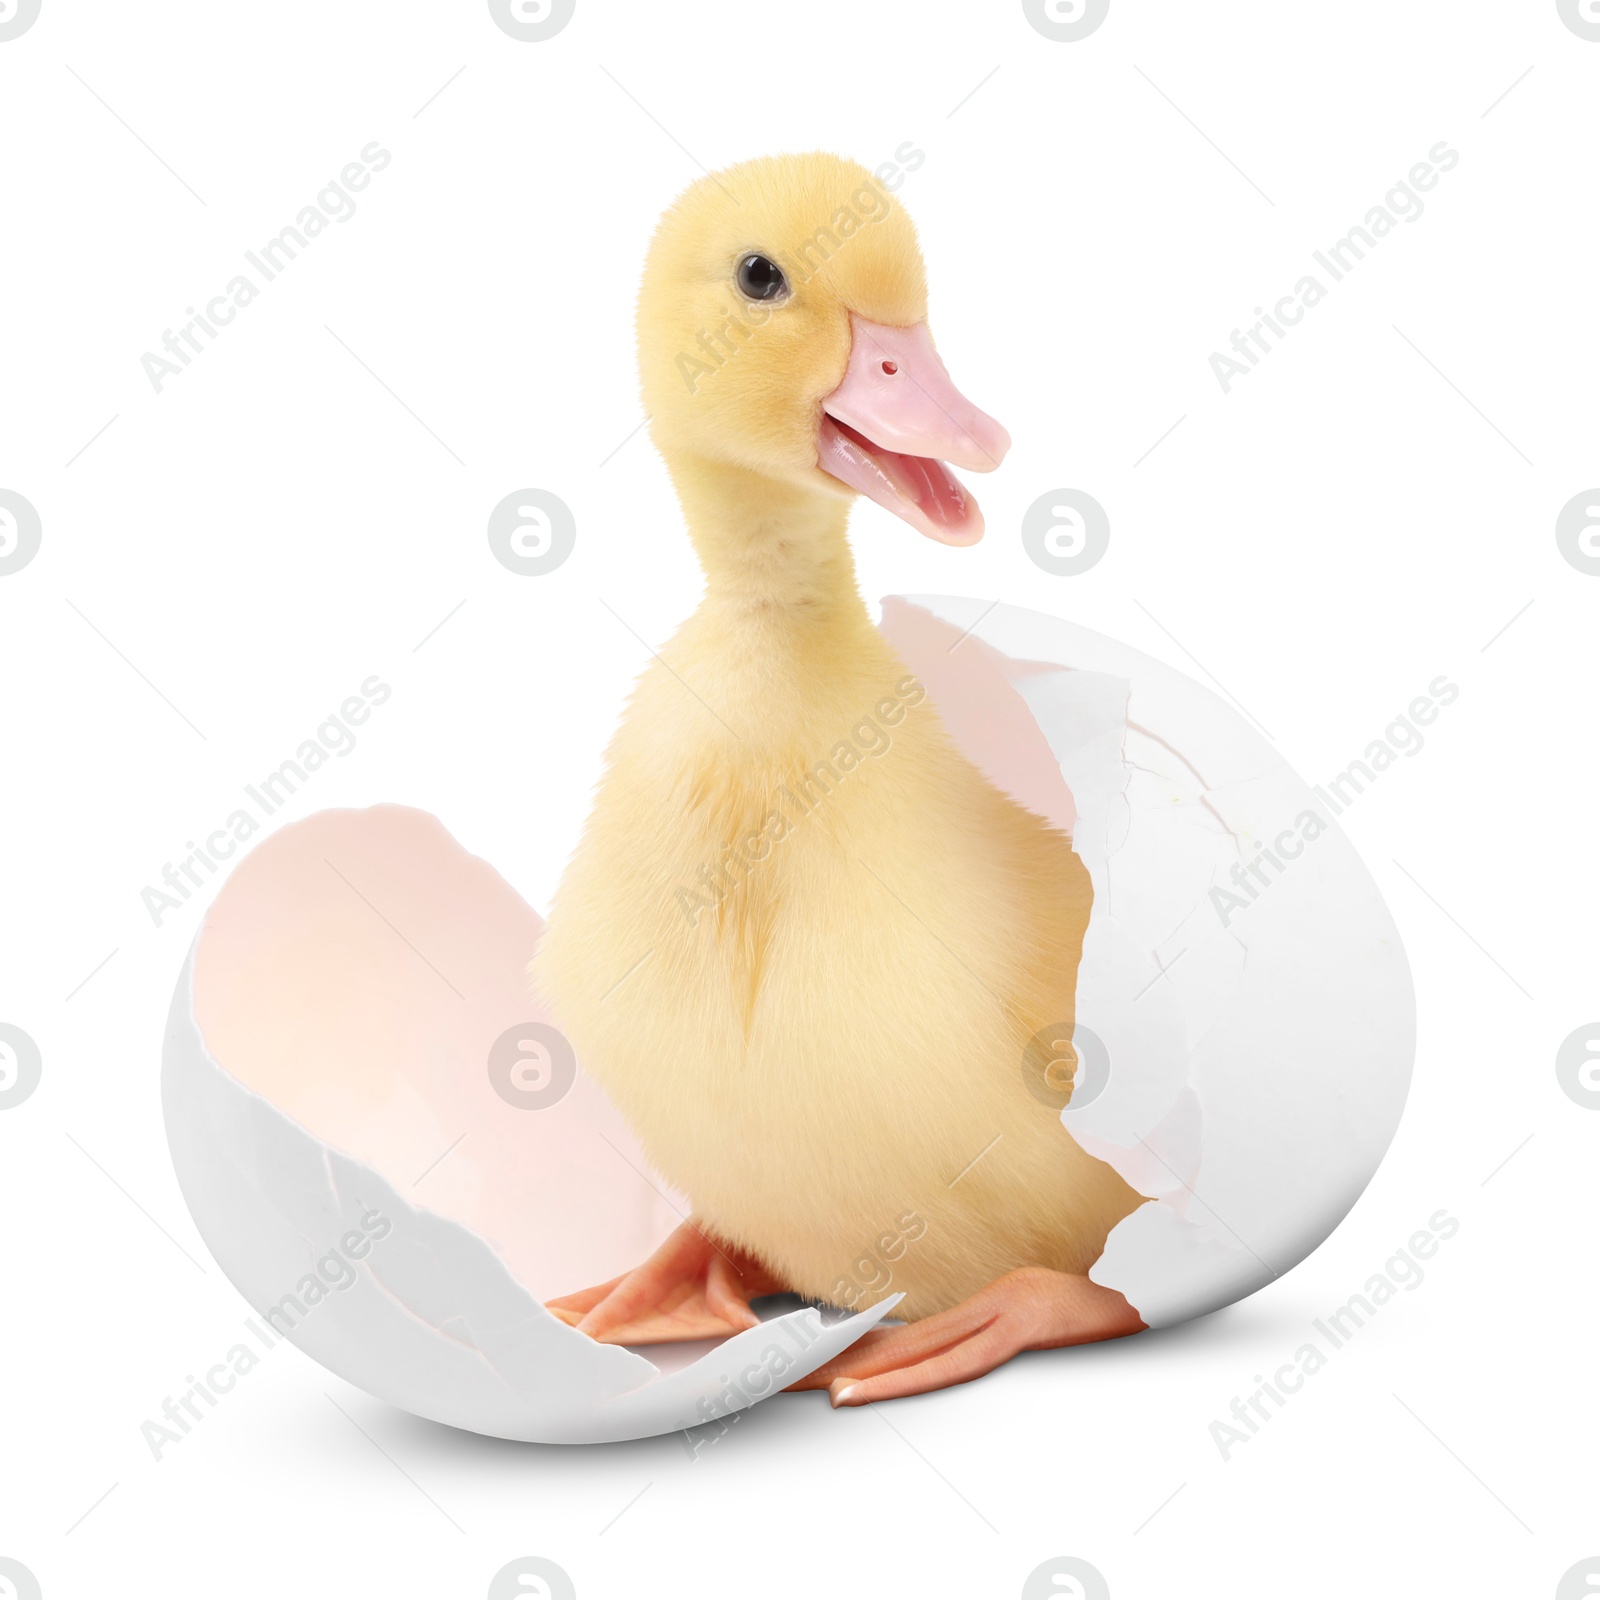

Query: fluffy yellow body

[533,155,1141,1320]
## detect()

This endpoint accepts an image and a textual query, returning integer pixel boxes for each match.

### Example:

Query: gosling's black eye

[736,252,789,302]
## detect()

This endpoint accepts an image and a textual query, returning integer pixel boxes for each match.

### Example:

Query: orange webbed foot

[545,1218,786,1345]
[786,1267,1146,1406]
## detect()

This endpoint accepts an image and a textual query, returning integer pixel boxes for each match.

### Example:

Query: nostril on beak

[880,360,898,376]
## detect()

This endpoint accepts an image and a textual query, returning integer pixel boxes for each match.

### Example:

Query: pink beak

[817,314,1010,545]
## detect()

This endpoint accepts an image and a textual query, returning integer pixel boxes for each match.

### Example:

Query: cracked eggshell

[162,594,1414,1437]
[883,598,1416,1328]
[162,805,897,1444]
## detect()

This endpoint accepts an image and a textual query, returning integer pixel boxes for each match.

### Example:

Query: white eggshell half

[161,805,898,1444]
[884,597,1415,1328]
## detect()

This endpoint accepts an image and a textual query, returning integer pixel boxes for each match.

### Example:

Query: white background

[2,1,1597,1596]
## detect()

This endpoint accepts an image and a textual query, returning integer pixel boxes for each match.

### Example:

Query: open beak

[817,314,1010,546]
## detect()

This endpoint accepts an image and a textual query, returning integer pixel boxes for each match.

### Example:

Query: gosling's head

[637,152,1009,546]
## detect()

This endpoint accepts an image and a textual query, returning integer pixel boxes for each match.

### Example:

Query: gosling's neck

[666,454,872,631]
